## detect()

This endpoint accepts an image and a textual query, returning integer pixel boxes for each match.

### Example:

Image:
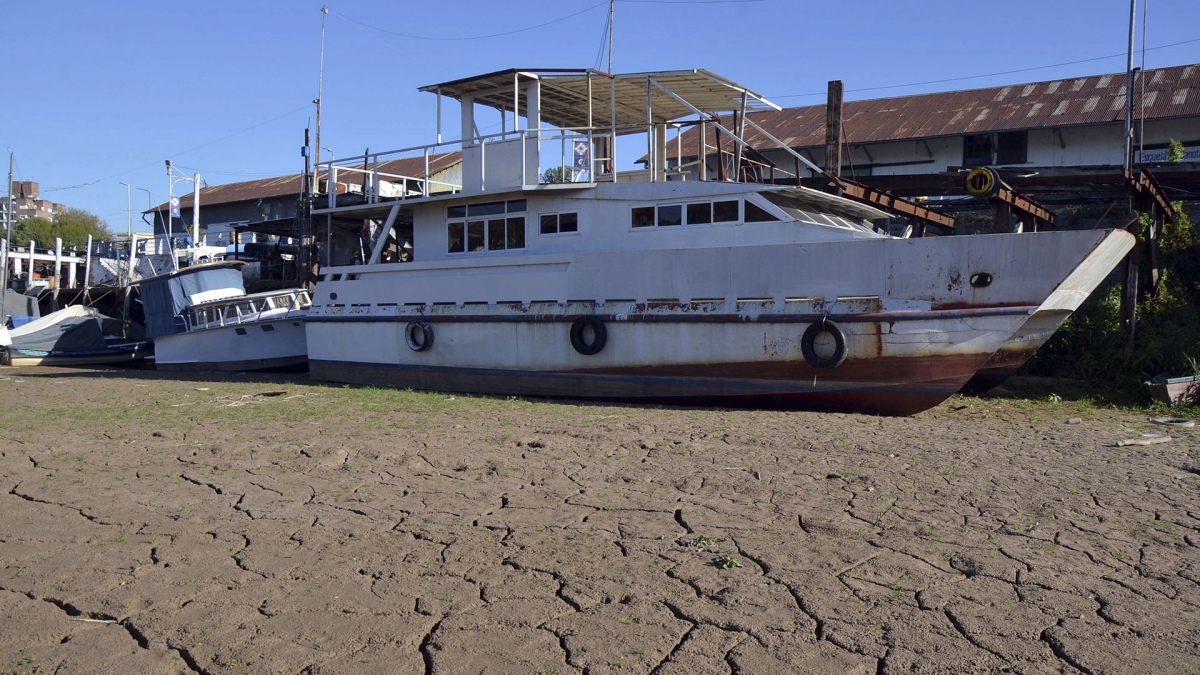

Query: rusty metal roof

[151,152,461,213]
[674,63,1200,155]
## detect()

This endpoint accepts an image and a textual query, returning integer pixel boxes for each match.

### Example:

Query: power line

[771,36,1200,100]
[331,4,608,42]
[42,103,310,193]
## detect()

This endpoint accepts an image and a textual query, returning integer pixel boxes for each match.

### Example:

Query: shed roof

[150,152,461,213]
[670,63,1200,155]
[419,68,779,132]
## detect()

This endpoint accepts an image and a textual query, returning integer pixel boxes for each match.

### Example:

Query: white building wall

[676,118,1198,181]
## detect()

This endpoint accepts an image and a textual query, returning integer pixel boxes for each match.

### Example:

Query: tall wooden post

[824,80,844,186]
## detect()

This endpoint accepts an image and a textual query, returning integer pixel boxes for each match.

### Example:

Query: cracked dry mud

[0,367,1198,674]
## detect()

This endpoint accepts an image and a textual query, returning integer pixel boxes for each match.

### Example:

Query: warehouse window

[996,131,1028,164]
[963,134,992,167]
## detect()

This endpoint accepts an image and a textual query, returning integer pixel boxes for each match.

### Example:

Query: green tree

[541,166,574,184]
[7,208,112,249]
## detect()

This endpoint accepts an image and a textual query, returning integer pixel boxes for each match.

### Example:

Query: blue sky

[1,0,1196,233]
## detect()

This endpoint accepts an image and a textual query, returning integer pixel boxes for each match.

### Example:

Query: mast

[313,6,328,196]
[1,152,12,323]
[608,0,614,74]
[1123,0,1137,174]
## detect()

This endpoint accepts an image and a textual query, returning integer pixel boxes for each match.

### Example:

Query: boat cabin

[312,68,888,303]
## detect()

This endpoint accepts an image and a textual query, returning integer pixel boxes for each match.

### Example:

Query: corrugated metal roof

[151,152,461,212]
[675,63,1200,155]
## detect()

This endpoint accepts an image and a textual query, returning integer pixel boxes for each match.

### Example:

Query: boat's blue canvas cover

[140,266,244,338]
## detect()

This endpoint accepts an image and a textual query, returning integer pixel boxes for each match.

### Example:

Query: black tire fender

[405,319,434,352]
[569,316,607,356]
[801,320,847,369]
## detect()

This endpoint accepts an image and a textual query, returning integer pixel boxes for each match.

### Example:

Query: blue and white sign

[572,141,590,170]
[1137,145,1200,164]
[169,197,181,218]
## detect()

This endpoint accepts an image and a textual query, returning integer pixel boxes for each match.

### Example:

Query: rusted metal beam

[1127,168,1175,222]
[995,186,1055,226]
[835,177,956,230]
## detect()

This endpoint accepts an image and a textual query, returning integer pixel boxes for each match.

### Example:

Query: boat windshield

[760,193,875,232]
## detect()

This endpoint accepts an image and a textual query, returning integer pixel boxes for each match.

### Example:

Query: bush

[1026,202,1199,399]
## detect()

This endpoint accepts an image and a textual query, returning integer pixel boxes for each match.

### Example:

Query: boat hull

[307,301,1029,415]
[154,318,308,372]
[311,352,992,416]
[4,343,151,367]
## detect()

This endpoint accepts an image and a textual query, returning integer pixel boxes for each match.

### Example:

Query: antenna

[1123,0,1136,175]
[608,0,614,73]
[313,6,329,195]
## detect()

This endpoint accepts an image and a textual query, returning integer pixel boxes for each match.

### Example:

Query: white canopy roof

[419,68,781,133]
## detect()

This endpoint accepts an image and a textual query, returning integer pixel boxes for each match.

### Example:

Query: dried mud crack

[0,368,1198,673]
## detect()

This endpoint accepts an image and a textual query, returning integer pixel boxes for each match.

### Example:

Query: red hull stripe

[306,305,1035,325]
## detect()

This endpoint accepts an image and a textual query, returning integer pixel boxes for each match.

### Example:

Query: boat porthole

[801,320,847,369]
[329,292,337,301]
[970,272,993,288]
[569,316,607,356]
[405,319,434,352]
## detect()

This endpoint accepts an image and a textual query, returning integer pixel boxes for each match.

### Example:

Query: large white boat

[304,68,1133,415]
[137,261,310,372]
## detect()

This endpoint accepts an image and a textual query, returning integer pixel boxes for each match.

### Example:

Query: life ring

[405,319,434,352]
[569,316,607,355]
[801,320,847,369]
[964,167,1001,199]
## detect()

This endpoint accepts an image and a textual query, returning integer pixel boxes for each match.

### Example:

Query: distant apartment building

[1,181,66,231]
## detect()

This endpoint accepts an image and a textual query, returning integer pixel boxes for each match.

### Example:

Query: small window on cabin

[687,202,712,225]
[658,205,682,226]
[467,220,485,251]
[506,199,527,213]
[447,205,466,219]
[506,217,526,249]
[559,212,577,233]
[962,134,992,167]
[713,200,739,222]
[744,200,780,222]
[487,218,506,251]
[448,222,465,253]
[540,212,578,235]
[631,206,655,228]
[996,131,1028,164]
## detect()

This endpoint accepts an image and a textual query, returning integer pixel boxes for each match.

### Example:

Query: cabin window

[448,200,527,253]
[657,205,683,226]
[540,212,578,235]
[687,203,712,225]
[713,200,739,222]
[632,199,744,229]
[744,200,780,222]
[631,207,655,228]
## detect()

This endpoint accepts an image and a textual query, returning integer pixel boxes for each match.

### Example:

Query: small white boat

[136,261,310,372]
[1,305,150,367]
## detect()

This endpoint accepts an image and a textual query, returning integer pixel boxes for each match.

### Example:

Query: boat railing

[317,126,621,209]
[182,289,311,332]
